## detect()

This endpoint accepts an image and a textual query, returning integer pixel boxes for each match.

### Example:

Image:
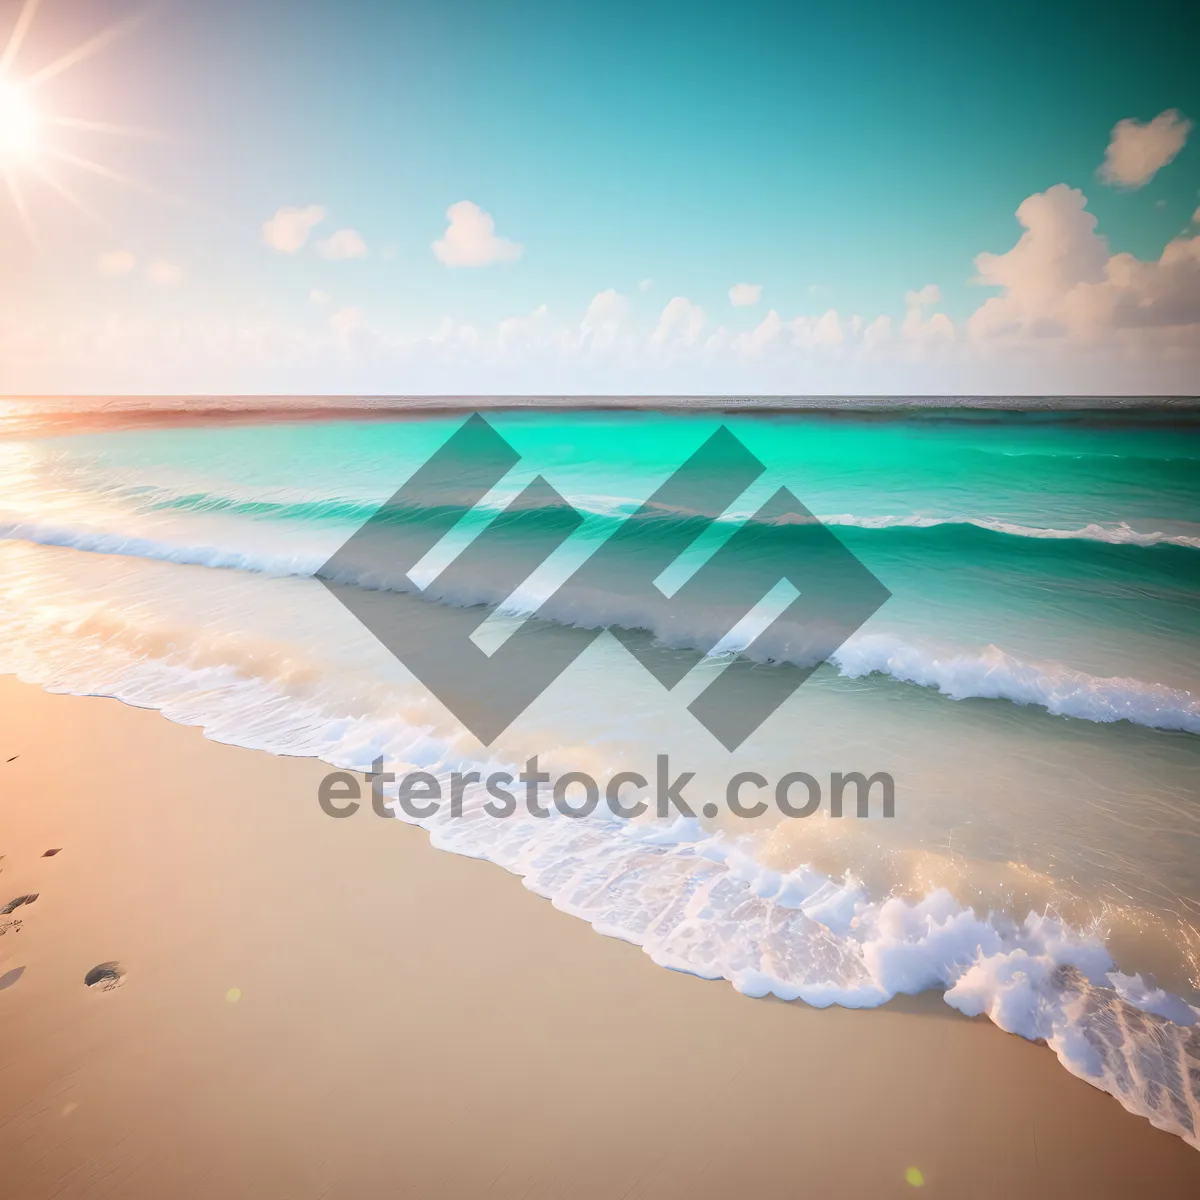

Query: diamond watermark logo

[317,414,889,749]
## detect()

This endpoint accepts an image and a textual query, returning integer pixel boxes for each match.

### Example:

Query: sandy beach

[0,673,1196,1198]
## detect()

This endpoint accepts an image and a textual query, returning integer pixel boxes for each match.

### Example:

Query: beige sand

[1,674,1198,1199]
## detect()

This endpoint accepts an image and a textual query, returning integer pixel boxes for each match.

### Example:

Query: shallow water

[1,402,1197,1147]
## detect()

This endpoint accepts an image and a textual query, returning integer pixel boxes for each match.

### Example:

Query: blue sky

[1,0,1199,393]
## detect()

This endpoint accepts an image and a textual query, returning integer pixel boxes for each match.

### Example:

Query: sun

[0,0,160,237]
[0,78,38,166]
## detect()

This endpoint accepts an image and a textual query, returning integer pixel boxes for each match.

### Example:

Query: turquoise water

[0,402,1197,1147]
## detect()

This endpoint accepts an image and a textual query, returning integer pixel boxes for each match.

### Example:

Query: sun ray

[28,160,107,229]
[25,9,147,90]
[4,167,37,239]
[1,1,172,231]
[47,115,168,141]
[0,0,44,75]
[43,143,183,206]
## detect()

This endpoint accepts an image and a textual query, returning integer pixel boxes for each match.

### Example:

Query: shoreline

[2,673,1199,1197]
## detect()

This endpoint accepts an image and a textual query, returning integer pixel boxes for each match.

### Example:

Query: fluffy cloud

[582,289,630,342]
[432,201,523,267]
[496,304,553,355]
[97,251,136,277]
[18,182,1200,395]
[970,185,1107,336]
[728,282,762,307]
[795,309,845,348]
[96,252,182,286]
[319,229,367,260]
[1098,110,1192,188]
[969,183,1200,341]
[652,297,706,347]
[263,205,325,253]
[731,309,783,356]
[904,284,941,310]
[145,259,183,287]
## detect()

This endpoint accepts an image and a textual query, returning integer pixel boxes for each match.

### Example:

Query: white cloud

[796,309,845,348]
[1099,110,1192,189]
[863,314,892,349]
[97,251,136,277]
[971,185,1108,334]
[582,289,630,341]
[16,184,1200,395]
[145,259,183,286]
[652,297,706,347]
[97,252,181,287]
[970,183,1200,341]
[1193,205,1200,225]
[728,282,762,307]
[432,201,523,267]
[329,306,362,339]
[904,284,941,310]
[497,304,553,355]
[732,309,783,356]
[638,278,653,292]
[318,229,367,260]
[263,205,325,253]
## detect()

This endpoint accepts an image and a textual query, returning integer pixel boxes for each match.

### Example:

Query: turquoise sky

[1,0,1198,392]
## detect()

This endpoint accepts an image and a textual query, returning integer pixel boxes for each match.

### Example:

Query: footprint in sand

[0,966,25,990]
[84,962,125,991]
[1,895,37,933]
[42,849,62,857]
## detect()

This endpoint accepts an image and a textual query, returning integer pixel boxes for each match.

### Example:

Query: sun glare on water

[0,0,161,236]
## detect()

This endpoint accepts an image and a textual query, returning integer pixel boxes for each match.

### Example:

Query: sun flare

[0,0,160,237]
[0,78,37,165]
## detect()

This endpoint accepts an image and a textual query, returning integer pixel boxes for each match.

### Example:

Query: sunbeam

[28,160,105,228]
[3,165,36,237]
[45,143,177,204]
[0,1,160,239]
[47,115,165,140]
[24,10,147,90]
[0,0,44,75]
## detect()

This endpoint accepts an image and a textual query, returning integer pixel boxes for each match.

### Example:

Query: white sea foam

[831,636,1200,734]
[0,547,1196,1150]
[814,514,1200,549]
[1,515,1196,734]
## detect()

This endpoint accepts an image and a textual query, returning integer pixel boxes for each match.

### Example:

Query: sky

[0,0,1198,395]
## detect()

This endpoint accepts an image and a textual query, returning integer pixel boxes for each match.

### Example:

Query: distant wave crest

[816,514,1200,548]
[1,515,1196,734]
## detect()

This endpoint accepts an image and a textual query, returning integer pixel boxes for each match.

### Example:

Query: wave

[1,515,1197,734]
[120,481,1200,549]
[0,611,1196,1149]
[817,514,1200,549]
[0,517,331,578]
[407,800,1200,1151]
[831,637,1199,734]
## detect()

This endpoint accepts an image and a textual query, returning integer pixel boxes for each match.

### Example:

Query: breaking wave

[1,515,1196,734]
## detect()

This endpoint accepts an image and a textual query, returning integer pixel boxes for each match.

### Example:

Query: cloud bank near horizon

[5,123,1199,396]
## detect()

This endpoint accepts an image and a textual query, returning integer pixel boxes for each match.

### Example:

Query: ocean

[1,398,1197,1147]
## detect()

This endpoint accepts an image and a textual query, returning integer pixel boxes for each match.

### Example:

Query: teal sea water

[1,399,1197,1147]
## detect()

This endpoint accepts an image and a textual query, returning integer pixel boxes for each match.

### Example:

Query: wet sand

[1,674,1198,1198]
